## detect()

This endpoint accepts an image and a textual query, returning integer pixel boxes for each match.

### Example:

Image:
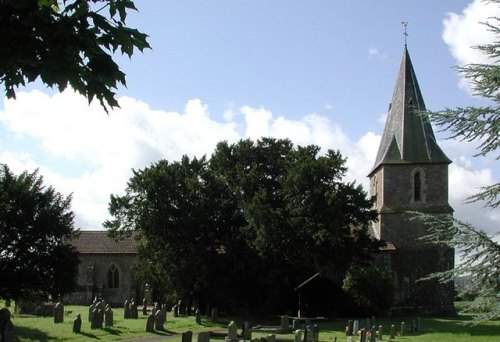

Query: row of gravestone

[345,317,421,341]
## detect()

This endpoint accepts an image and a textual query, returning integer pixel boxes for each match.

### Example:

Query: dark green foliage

[0,164,80,301]
[0,0,150,112]
[342,265,395,313]
[417,2,500,322]
[106,138,378,312]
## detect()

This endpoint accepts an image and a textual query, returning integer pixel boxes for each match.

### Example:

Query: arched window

[414,171,422,202]
[107,265,119,289]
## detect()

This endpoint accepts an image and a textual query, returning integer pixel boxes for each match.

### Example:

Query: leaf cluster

[0,164,80,301]
[0,0,150,112]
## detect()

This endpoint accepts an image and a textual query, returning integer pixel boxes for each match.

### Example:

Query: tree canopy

[417,0,500,323]
[0,164,80,301]
[0,0,150,112]
[106,138,379,313]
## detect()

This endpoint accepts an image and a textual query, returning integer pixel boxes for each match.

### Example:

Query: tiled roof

[71,230,137,254]
[370,47,450,175]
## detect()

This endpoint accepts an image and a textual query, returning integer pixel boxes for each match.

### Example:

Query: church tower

[368,47,455,315]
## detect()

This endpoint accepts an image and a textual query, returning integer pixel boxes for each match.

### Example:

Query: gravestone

[353,320,359,335]
[400,322,405,336]
[54,302,64,323]
[292,319,301,331]
[130,300,138,319]
[365,318,370,329]
[124,300,131,319]
[303,325,308,342]
[345,320,352,336]
[280,315,289,332]
[195,308,201,324]
[154,310,164,331]
[88,303,95,322]
[161,304,168,324]
[91,308,99,329]
[73,314,82,333]
[294,329,301,342]
[146,313,155,332]
[243,321,252,340]
[198,331,210,342]
[370,326,376,342]
[226,321,238,342]
[378,325,383,341]
[311,324,319,342]
[359,328,366,342]
[172,304,179,317]
[182,330,193,342]
[390,325,395,339]
[416,317,421,332]
[267,334,275,342]
[211,307,218,320]
[0,308,14,342]
[97,308,103,329]
[105,305,113,327]
[142,298,148,316]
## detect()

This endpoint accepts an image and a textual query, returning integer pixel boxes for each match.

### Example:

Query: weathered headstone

[88,303,95,322]
[400,322,405,336]
[312,324,319,342]
[390,325,395,339]
[54,302,64,323]
[124,300,131,319]
[154,310,164,331]
[359,328,366,342]
[211,307,218,320]
[161,304,168,324]
[227,321,238,341]
[243,321,252,340]
[280,315,289,332]
[182,330,193,342]
[97,308,104,329]
[267,334,276,342]
[91,308,99,329]
[0,308,14,342]
[416,317,421,332]
[105,305,113,327]
[198,331,210,342]
[146,313,155,332]
[173,304,179,317]
[378,325,383,341]
[294,329,302,342]
[73,314,82,333]
[130,300,139,319]
[292,319,301,331]
[195,308,201,325]
[370,326,376,342]
[303,325,308,342]
[353,320,359,335]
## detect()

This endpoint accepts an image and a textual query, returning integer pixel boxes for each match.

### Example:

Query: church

[368,46,455,315]
[67,46,455,315]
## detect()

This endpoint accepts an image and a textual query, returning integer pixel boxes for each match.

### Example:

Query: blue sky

[0,0,498,237]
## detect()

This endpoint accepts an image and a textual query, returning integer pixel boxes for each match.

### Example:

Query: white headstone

[353,320,359,335]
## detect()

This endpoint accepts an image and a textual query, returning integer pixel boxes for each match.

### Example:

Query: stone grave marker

[294,329,301,342]
[97,308,104,329]
[370,326,376,342]
[226,321,238,342]
[105,305,113,327]
[353,320,359,335]
[91,308,99,329]
[146,313,155,332]
[390,325,395,339]
[400,322,405,336]
[142,298,148,316]
[378,325,383,340]
[155,310,164,331]
[243,321,252,340]
[359,328,366,342]
[195,308,201,324]
[73,314,82,333]
[124,300,131,319]
[280,315,289,332]
[312,324,319,342]
[182,330,193,342]
[0,308,14,342]
[88,303,95,322]
[173,304,179,317]
[54,302,64,323]
[198,331,210,342]
[211,307,218,320]
[292,319,301,331]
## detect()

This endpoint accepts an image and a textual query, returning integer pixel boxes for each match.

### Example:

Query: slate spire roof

[370,47,450,174]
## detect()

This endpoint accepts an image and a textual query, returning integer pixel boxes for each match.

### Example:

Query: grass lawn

[5,305,500,342]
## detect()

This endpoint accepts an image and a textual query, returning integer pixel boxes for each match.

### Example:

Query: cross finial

[401,21,408,47]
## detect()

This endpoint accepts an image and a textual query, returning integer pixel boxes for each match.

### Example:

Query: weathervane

[401,21,408,47]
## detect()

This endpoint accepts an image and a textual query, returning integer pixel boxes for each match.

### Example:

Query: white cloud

[1,90,498,236]
[442,0,500,92]
[368,47,387,60]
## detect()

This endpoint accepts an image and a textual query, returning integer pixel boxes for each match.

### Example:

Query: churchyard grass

[7,305,500,342]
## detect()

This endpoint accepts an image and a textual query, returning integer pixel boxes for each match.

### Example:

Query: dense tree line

[106,138,379,313]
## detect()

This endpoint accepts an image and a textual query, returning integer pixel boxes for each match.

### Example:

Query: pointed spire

[370,47,450,174]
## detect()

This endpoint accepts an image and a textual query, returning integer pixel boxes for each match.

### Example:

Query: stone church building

[64,231,140,306]
[65,46,455,314]
[368,46,455,315]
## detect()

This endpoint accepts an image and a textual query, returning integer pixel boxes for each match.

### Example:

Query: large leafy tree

[0,0,150,112]
[106,138,378,312]
[0,164,80,301]
[416,0,500,323]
